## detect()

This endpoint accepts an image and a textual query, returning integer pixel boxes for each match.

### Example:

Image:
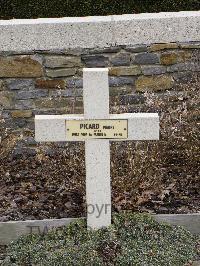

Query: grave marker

[35,68,159,229]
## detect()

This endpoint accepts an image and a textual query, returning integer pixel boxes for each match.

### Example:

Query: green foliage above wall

[0,0,200,19]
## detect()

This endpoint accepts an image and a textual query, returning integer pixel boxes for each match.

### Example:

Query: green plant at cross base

[2,213,199,266]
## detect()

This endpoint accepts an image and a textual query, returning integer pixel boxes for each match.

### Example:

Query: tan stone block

[45,56,82,68]
[136,75,174,92]
[160,53,178,65]
[109,66,141,76]
[149,43,178,52]
[46,68,76,78]
[0,56,43,78]
[161,51,192,65]
[35,79,66,89]
[0,91,14,108]
[11,110,33,118]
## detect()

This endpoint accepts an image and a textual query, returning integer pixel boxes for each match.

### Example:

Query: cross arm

[35,113,159,142]
[112,113,159,140]
[35,114,84,142]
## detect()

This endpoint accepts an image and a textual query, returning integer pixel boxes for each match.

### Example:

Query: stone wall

[0,41,199,155]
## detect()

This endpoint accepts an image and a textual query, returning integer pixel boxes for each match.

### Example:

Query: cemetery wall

[0,41,199,156]
[0,12,199,156]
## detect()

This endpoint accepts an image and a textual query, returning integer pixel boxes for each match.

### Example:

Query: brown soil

[0,147,199,222]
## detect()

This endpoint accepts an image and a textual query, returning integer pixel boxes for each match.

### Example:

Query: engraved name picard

[66,119,128,140]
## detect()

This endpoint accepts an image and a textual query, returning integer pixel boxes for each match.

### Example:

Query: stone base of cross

[35,68,159,229]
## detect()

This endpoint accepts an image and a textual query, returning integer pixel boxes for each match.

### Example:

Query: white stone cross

[35,68,159,229]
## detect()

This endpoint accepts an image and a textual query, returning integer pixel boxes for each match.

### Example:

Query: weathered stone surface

[119,94,145,105]
[149,43,178,52]
[13,147,37,157]
[16,89,48,100]
[136,75,174,92]
[46,68,76,78]
[167,62,200,72]
[109,76,136,87]
[155,91,189,102]
[160,51,192,65]
[141,65,166,75]
[109,86,133,96]
[110,52,130,66]
[132,53,159,65]
[173,71,197,84]
[76,68,84,76]
[15,100,34,110]
[160,52,178,65]
[44,56,82,68]
[0,57,43,78]
[5,79,34,90]
[109,66,141,76]
[88,47,121,54]
[35,79,66,89]
[75,97,83,107]
[82,55,109,67]
[1,13,200,52]
[125,45,148,53]
[0,218,79,245]
[178,50,192,61]
[179,42,200,49]
[35,98,72,109]
[1,111,10,119]
[1,118,17,129]
[0,80,5,90]
[49,88,83,98]
[33,108,71,116]
[11,110,33,118]
[0,91,14,108]
[21,136,37,145]
[35,48,84,56]
[154,213,200,235]
[0,40,199,159]
[64,48,86,56]
[66,78,83,88]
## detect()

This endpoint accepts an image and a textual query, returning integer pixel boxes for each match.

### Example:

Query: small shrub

[2,213,199,265]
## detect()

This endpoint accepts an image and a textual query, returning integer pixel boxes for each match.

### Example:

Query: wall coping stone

[0,11,199,52]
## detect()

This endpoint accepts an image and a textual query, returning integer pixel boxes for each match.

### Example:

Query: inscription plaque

[66,119,128,140]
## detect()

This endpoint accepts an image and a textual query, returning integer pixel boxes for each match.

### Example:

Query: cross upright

[35,68,159,230]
